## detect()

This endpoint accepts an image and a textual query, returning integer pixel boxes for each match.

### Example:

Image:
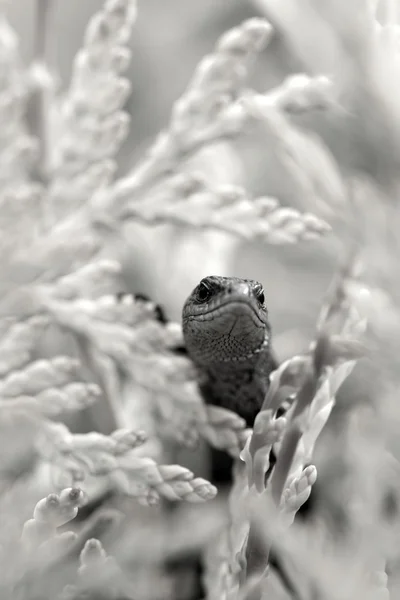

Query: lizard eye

[255,286,265,305]
[197,281,212,302]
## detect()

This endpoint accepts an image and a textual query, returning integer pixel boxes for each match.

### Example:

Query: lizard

[182,275,277,429]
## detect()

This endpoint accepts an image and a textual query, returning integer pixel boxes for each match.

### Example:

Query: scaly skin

[182,275,276,427]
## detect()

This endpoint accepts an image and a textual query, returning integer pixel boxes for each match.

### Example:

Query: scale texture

[182,275,277,427]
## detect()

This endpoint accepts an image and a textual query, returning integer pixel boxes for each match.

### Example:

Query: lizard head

[182,275,271,366]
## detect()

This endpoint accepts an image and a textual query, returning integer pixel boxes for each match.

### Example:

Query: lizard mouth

[182,295,269,363]
[182,276,270,365]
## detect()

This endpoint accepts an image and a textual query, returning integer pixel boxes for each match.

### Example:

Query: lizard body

[182,275,276,427]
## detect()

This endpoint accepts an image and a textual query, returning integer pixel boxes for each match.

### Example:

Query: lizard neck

[198,343,273,427]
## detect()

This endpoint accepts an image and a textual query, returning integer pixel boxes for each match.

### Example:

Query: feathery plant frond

[118,174,331,243]
[107,24,336,241]
[0,15,36,185]
[51,0,136,219]
[15,488,134,599]
[109,18,274,213]
[0,13,40,257]
[60,537,133,600]
[37,422,217,504]
[0,315,50,376]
